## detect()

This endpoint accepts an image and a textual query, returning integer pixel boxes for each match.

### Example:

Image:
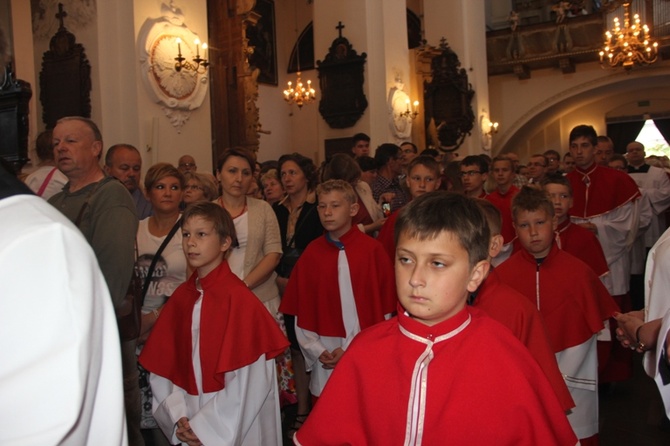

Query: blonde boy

[296,192,577,445]
[279,180,396,400]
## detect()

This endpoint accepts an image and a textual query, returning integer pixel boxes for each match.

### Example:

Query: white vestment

[571,199,640,296]
[644,227,670,378]
[151,294,282,446]
[0,195,127,445]
[629,166,670,273]
[654,310,670,417]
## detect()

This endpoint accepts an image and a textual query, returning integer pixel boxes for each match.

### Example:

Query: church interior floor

[280,354,670,445]
[599,354,670,445]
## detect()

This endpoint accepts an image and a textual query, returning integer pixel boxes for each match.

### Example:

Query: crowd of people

[5,116,670,445]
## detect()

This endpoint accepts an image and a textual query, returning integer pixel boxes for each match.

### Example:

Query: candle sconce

[175,38,209,73]
[397,99,420,120]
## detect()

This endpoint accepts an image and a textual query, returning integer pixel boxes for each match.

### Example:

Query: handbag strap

[141,217,182,304]
[287,202,315,249]
[36,167,58,197]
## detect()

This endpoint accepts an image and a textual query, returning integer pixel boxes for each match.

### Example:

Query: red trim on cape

[139,261,289,395]
[279,226,397,337]
[567,163,640,218]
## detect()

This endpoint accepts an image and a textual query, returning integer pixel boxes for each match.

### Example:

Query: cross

[336,21,345,38]
[56,3,67,29]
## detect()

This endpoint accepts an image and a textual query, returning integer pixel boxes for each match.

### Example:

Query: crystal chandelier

[283,71,316,108]
[599,2,658,70]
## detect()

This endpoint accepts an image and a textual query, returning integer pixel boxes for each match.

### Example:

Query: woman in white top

[215,148,282,311]
[136,162,188,445]
[24,130,67,199]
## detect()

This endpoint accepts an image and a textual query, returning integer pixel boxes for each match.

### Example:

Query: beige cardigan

[242,197,283,303]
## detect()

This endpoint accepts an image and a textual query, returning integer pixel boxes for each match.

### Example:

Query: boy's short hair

[460,155,489,173]
[407,155,440,178]
[145,162,185,191]
[609,153,628,166]
[543,149,560,160]
[511,186,554,221]
[491,156,513,169]
[569,125,598,146]
[352,132,370,146]
[474,199,502,236]
[316,179,357,205]
[182,201,238,248]
[541,175,573,196]
[356,156,376,173]
[374,143,401,168]
[395,192,490,268]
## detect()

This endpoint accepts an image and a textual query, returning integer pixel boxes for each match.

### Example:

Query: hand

[379,192,396,205]
[320,348,344,369]
[276,276,289,295]
[176,417,202,446]
[614,312,644,351]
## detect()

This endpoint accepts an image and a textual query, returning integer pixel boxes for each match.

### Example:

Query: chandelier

[599,2,658,70]
[283,71,316,108]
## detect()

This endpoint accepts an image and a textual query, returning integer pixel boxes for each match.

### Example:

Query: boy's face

[395,230,488,327]
[460,163,487,194]
[406,164,440,198]
[317,190,359,240]
[569,136,596,169]
[514,209,555,259]
[491,160,513,187]
[352,140,370,158]
[544,183,572,223]
[182,216,232,277]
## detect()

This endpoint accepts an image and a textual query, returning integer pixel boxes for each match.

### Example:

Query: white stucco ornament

[138,2,208,132]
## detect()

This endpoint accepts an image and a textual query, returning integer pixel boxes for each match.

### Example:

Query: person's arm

[244,203,282,288]
[295,320,328,372]
[150,373,189,445]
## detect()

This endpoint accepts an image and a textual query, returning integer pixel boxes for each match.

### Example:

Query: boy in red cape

[139,202,289,446]
[279,180,396,403]
[295,192,577,446]
[496,187,619,446]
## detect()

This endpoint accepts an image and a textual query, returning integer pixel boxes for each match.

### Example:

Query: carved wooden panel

[39,6,91,129]
[317,22,368,129]
[0,65,32,172]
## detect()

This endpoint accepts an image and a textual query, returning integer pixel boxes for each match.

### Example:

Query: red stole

[376,208,401,262]
[566,163,640,218]
[485,185,520,244]
[555,218,609,277]
[496,244,619,353]
[139,261,289,395]
[475,269,575,411]
[279,226,396,337]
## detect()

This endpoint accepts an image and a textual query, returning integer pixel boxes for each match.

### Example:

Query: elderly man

[177,154,197,174]
[104,144,152,219]
[48,117,142,446]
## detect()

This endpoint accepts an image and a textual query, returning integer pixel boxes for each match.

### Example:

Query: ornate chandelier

[283,71,316,108]
[600,2,658,70]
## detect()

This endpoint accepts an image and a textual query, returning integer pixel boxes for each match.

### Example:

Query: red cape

[556,218,609,277]
[475,269,575,411]
[297,307,577,445]
[496,243,619,353]
[376,208,401,262]
[139,261,289,395]
[566,163,640,218]
[485,185,519,244]
[279,227,396,337]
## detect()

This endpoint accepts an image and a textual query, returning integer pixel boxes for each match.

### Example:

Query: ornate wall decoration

[138,2,208,133]
[39,4,91,129]
[0,64,32,171]
[317,22,368,129]
[423,38,475,151]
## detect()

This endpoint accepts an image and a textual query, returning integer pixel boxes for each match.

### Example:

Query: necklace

[219,196,248,219]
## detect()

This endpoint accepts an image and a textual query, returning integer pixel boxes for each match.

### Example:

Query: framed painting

[247,0,277,85]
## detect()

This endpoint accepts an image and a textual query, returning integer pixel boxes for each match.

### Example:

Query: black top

[273,199,324,275]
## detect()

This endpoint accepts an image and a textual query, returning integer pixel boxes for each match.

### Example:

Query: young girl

[139,202,289,446]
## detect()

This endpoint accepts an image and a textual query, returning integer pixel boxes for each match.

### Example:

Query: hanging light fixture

[282,2,316,108]
[599,2,658,70]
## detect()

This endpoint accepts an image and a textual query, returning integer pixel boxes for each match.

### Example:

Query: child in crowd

[542,176,608,278]
[279,180,396,402]
[377,155,441,261]
[485,156,519,265]
[496,187,619,446]
[296,192,577,445]
[139,202,289,446]
[473,199,574,411]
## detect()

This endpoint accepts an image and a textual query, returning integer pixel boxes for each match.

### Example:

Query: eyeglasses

[185,185,203,191]
[460,170,481,177]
